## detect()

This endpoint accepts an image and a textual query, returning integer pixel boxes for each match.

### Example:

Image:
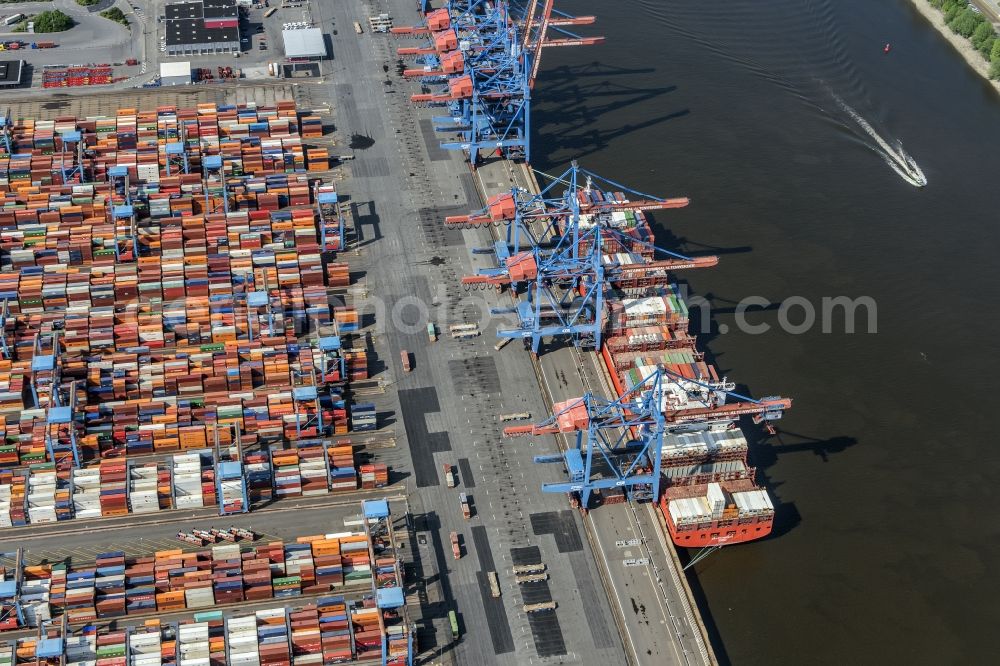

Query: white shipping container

[185,587,215,608]
[706,482,726,518]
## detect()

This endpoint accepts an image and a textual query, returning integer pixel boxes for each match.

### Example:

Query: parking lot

[0,0,332,91]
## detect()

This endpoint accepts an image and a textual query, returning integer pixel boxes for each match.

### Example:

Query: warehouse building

[164,0,240,56]
[281,28,326,61]
[159,61,192,86]
[0,60,23,88]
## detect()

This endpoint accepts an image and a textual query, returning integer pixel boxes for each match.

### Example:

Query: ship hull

[660,497,773,547]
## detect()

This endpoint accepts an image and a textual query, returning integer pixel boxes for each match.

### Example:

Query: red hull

[660,497,773,547]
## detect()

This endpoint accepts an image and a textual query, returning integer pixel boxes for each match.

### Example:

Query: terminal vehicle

[449,610,459,640]
[459,493,471,519]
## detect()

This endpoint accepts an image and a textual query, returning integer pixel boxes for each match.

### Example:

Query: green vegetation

[927,0,1000,79]
[75,0,99,5]
[11,17,29,33]
[32,9,75,33]
[100,7,129,26]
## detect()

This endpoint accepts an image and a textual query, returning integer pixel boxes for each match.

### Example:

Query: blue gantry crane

[396,0,601,166]
[214,424,250,515]
[361,499,414,666]
[505,365,792,508]
[314,183,344,251]
[452,162,716,353]
[164,141,190,175]
[30,331,83,469]
[0,549,25,631]
[516,366,669,508]
[57,129,87,183]
[0,108,11,156]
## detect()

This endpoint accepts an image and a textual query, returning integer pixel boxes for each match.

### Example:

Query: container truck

[450,531,460,559]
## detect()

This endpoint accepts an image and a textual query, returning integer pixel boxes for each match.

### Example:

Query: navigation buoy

[884,43,891,53]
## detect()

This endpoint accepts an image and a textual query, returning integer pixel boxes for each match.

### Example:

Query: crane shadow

[532,68,688,165]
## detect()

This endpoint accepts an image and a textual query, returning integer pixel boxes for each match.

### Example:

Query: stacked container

[348,403,374,433]
[171,452,209,509]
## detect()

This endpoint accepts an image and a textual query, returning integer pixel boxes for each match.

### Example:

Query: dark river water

[531,1,1000,663]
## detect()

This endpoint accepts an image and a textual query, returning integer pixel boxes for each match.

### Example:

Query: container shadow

[410,511,460,661]
[351,201,382,247]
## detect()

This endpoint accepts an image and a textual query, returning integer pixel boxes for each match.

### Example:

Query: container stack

[0,102,387,535]
[359,464,388,490]
[329,444,359,492]
[126,627,164,663]
[70,466,101,519]
[298,446,330,496]
[177,622,210,665]
[272,448,303,499]
[26,468,59,524]
[2,598,410,663]
[0,442,363,527]
[126,461,168,514]
[225,614,260,664]
[171,452,210,509]
[350,403,376,432]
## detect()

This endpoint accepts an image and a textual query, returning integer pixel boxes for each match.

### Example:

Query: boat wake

[832,94,927,187]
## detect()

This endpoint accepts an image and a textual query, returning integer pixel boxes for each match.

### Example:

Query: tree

[948,8,982,38]
[944,1,968,23]
[990,58,1000,79]
[100,7,128,25]
[972,21,995,50]
[980,35,996,60]
[33,9,74,32]
[991,36,1000,62]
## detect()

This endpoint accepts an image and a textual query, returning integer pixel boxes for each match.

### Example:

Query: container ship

[593,204,780,547]
[497,176,786,548]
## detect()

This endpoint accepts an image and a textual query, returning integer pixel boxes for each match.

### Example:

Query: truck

[353,20,363,34]
[487,571,501,598]
[450,531,460,559]
[427,322,437,342]
[443,464,455,488]
[400,350,411,372]
[449,323,480,339]
[459,493,471,519]
[448,610,459,640]
[2,14,24,26]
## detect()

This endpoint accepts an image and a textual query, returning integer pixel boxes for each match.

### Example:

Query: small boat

[884,43,891,53]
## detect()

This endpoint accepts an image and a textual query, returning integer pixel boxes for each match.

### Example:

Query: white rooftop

[282,27,325,59]
[159,61,191,78]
